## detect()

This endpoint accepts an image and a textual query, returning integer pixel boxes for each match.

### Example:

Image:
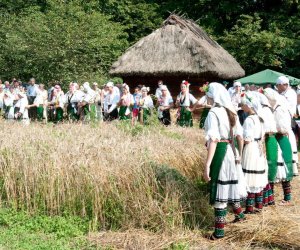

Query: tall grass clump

[0,121,212,232]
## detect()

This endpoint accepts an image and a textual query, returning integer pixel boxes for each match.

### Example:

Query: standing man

[276,76,298,176]
[27,78,38,121]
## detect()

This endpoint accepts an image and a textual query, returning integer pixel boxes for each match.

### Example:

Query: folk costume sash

[276,134,293,181]
[209,141,228,205]
[265,135,278,182]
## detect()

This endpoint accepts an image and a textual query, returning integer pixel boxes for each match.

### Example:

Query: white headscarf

[251,91,271,108]
[263,87,290,109]
[141,86,150,92]
[241,91,261,114]
[206,82,236,115]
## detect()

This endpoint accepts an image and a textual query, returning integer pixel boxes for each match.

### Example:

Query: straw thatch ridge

[110,14,245,80]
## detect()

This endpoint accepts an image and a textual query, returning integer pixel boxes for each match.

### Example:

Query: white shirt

[231,91,241,111]
[155,88,162,99]
[176,93,197,107]
[280,88,297,117]
[141,96,154,109]
[243,114,264,142]
[274,104,291,133]
[104,92,120,113]
[205,106,241,142]
[260,106,277,133]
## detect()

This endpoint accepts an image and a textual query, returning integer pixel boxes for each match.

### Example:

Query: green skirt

[140,108,151,124]
[37,106,44,121]
[209,142,227,205]
[90,104,97,122]
[119,106,131,120]
[265,135,278,182]
[177,107,193,127]
[199,108,209,129]
[276,135,293,181]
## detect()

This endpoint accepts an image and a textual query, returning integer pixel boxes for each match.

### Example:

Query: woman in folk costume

[204,82,246,240]
[79,82,97,122]
[118,83,134,120]
[264,88,294,205]
[241,92,268,213]
[176,80,197,127]
[3,88,15,120]
[252,91,276,206]
[103,82,120,121]
[139,86,154,125]
[14,90,29,125]
[49,85,65,123]
[157,85,173,126]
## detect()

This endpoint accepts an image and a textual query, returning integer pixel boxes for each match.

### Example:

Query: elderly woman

[264,88,294,206]
[204,82,246,240]
[175,80,197,127]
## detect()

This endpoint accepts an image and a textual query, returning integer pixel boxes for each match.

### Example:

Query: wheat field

[1,120,300,249]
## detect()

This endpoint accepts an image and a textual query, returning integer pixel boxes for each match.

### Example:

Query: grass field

[0,120,299,249]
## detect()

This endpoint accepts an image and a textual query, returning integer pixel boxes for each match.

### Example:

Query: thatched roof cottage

[110,14,245,97]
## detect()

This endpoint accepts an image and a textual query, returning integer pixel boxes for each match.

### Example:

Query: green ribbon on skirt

[56,108,63,122]
[199,108,209,129]
[177,107,193,127]
[141,108,151,124]
[90,103,97,122]
[119,106,130,120]
[265,135,278,182]
[209,142,227,205]
[37,106,44,121]
[276,135,293,181]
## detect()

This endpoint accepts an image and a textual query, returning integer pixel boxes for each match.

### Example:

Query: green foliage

[0,0,128,87]
[220,14,294,74]
[0,208,96,249]
[0,0,299,82]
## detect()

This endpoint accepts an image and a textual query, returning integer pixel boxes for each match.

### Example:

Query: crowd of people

[203,76,299,240]
[0,78,209,126]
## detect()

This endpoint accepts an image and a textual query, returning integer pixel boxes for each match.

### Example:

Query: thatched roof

[110,14,245,80]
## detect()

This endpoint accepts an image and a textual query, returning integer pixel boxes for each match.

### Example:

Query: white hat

[106,81,114,87]
[141,86,150,92]
[276,76,289,85]
[233,81,241,87]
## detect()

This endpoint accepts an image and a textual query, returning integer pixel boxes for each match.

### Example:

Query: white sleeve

[147,96,154,108]
[243,117,254,142]
[275,107,291,133]
[205,111,220,141]
[189,94,197,105]
[168,96,173,104]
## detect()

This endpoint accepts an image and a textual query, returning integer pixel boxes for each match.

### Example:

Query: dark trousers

[28,96,37,120]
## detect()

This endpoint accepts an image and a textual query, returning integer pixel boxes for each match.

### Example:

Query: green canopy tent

[236,69,300,86]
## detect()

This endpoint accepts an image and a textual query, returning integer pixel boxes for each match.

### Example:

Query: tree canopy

[0,0,299,86]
